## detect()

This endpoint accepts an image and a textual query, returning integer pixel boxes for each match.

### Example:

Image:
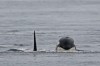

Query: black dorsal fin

[33,30,37,51]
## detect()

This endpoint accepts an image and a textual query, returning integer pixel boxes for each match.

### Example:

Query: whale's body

[56,37,77,52]
[7,49,24,52]
[6,31,84,53]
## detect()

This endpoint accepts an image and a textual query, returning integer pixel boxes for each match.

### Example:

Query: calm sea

[0,0,100,66]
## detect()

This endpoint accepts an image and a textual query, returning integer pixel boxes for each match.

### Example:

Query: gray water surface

[0,52,100,66]
[0,0,100,66]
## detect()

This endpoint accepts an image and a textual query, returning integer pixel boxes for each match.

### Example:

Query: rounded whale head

[56,37,76,52]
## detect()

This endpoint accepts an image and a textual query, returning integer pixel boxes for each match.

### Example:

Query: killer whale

[7,31,84,52]
[56,37,76,52]
[56,37,84,52]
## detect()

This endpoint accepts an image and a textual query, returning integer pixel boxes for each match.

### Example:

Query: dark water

[0,0,100,66]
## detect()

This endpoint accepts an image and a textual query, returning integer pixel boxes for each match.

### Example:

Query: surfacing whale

[6,31,84,52]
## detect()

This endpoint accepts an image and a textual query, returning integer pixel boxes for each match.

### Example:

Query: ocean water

[0,0,100,66]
